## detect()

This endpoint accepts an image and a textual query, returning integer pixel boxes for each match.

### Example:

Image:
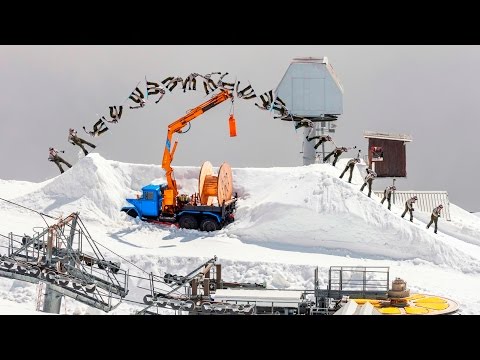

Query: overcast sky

[0,45,479,212]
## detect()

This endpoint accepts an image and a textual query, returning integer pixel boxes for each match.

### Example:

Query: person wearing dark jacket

[83,118,109,137]
[339,158,360,183]
[255,90,274,111]
[201,72,222,95]
[426,204,443,234]
[324,146,353,166]
[216,72,235,91]
[128,87,146,109]
[272,98,289,119]
[68,128,96,156]
[360,168,377,197]
[295,119,313,130]
[380,185,396,210]
[48,147,71,174]
[146,81,166,103]
[129,98,146,109]
[305,130,332,150]
[235,81,256,100]
[401,195,418,222]
[182,73,200,92]
[161,76,184,92]
[105,106,123,123]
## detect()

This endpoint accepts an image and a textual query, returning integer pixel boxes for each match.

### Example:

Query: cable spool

[198,161,233,206]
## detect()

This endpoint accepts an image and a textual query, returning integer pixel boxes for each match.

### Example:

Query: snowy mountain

[1,153,480,314]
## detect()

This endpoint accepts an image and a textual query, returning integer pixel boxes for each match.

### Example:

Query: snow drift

[1,153,479,274]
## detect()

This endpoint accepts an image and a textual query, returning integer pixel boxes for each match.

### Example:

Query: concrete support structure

[42,283,62,314]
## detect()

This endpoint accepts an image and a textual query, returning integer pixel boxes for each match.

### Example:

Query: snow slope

[1,153,480,314]
[0,178,51,199]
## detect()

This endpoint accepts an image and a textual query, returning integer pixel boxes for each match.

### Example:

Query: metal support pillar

[303,125,317,165]
[67,214,78,266]
[204,278,210,296]
[321,124,326,164]
[215,264,222,290]
[191,279,198,296]
[46,229,54,265]
[42,283,62,314]
[392,178,396,204]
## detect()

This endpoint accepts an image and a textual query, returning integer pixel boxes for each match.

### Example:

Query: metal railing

[374,190,451,221]
[324,266,390,300]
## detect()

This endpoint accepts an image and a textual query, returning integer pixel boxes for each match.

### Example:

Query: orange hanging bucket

[228,114,237,137]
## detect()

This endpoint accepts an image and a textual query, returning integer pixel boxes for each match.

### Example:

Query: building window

[144,191,154,200]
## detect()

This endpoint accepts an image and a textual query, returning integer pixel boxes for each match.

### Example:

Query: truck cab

[121,184,167,219]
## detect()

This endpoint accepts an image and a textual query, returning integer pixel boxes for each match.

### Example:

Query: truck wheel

[200,218,219,232]
[178,215,198,229]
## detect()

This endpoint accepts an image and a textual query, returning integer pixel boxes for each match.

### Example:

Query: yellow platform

[354,294,458,315]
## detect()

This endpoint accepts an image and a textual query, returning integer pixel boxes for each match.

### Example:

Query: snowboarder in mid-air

[216,72,235,91]
[401,195,418,222]
[339,158,360,183]
[129,86,146,109]
[255,90,274,110]
[380,185,396,210]
[129,98,146,109]
[146,81,166,103]
[272,97,289,119]
[235,81,256,100]
[201,72,222,95]
[68,128,96,156]
[105,106,123,123]
[182,73,200,92]
[360,168,377,197]
[295,119,313,130]
[323,146,353,166]
[83,118,109,137]
[427,204,443,234]
[255,90,286,114]
[305,129,332,150]
[48,147,71,174]
[161,76,184,92]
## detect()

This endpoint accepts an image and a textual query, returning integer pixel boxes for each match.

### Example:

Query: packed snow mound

[2,153,480,273]
[229,162,480,272]
[433,204,480,247]
[6,154,212,223]
[11,154,166,222]
[0,178,51,199]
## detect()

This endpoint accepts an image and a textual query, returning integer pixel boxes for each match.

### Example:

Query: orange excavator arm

[161,90,234,213]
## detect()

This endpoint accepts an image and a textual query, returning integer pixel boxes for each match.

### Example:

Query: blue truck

[121,90,238,231]
[121,183,237,231]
